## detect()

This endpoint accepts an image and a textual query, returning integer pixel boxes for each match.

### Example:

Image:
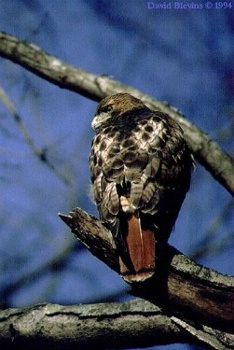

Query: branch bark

[0,208,233,349]
[58,208,234,333]
[0,31,233,195]
[0,300,233,350]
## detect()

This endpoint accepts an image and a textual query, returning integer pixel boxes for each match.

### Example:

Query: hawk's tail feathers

[119,213,155,283]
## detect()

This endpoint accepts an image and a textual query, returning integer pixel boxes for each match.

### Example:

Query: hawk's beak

[91,112,111,130]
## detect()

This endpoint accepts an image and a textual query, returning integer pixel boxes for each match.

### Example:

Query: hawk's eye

[102,105,113,113]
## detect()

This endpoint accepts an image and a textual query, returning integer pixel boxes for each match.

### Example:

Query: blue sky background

[0,1,233,349]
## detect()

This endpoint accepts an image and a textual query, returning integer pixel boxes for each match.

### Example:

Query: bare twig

[0,86,70,185]
[190,199,234,260]
[0,236,76,308]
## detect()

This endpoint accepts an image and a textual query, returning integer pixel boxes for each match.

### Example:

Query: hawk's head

[91,93,147,131]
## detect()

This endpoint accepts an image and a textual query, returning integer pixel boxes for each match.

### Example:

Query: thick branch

[0,208,234,350]
[0,31,233,195]
[59,207,234,336]
[0,300,233,350]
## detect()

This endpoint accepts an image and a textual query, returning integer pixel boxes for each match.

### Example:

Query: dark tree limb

[0,209,233,349]
[0,31,233,195]
[58,208,234,336]
[1,300,232,350]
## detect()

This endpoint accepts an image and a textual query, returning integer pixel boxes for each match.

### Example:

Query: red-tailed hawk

[89,93,192,283]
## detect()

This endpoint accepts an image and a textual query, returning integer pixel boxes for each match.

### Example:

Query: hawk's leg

[111,215,136,274]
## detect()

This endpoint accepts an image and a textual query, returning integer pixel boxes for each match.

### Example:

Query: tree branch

[0,31,233,195]
[0,300,233,350]
[1,208,232,349]
[58,208,234,334]
[0,208,234,350]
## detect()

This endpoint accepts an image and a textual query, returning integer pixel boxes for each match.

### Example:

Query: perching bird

[89,93,193,283]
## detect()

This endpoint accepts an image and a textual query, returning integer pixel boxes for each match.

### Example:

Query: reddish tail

[119,214,155,283]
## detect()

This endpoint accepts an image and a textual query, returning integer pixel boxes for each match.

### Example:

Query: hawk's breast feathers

[89,93,192,283]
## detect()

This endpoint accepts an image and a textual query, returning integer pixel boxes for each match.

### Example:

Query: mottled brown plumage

[89,93,192,283]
